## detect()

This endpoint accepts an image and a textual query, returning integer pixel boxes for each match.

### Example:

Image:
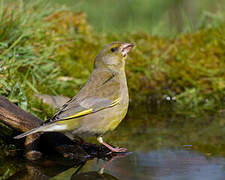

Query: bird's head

[94,42,134,71]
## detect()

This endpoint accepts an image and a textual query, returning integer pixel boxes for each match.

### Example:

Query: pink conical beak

[120,43,134,57]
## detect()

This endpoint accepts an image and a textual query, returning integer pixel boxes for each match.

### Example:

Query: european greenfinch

[15,42,134,152]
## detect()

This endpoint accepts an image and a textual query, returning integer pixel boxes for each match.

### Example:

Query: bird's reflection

[6,153,127,180]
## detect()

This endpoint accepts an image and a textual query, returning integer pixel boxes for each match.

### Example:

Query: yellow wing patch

[64,108,93,120]
[94,98,120,111]
[110,98,120,107]
[63,98,120,120]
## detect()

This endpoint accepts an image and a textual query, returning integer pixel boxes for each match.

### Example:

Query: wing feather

[48,69,120,122]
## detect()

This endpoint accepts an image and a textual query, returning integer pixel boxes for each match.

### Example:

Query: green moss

[124,26,225,115]
[0,0,224,120]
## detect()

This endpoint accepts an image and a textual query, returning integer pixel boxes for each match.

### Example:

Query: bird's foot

[97,136,128,154]
[108,147,127,153]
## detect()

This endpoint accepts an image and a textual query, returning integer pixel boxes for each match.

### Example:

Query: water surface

[1,103,225,179]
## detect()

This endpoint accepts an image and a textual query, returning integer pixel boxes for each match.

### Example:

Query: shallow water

[1,103,225,179]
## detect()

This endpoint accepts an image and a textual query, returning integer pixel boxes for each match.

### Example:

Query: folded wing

[49,69,120,122]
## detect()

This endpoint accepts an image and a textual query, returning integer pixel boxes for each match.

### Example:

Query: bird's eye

[110,47,117,52]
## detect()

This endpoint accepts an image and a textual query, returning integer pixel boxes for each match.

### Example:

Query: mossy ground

[0,0,224,122]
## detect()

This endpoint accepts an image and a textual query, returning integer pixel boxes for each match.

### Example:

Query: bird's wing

[49,70,120,122]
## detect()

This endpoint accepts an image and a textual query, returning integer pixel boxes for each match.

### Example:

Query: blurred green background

[53,0,225,35]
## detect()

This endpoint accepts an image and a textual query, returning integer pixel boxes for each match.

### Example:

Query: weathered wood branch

[0,96,42,131]
[0,96,110,160]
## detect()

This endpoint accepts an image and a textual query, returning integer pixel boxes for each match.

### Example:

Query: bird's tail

[14,123,67,139]
[14,126,42,139]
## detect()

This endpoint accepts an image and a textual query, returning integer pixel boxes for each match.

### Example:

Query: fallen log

[0,96,110,160]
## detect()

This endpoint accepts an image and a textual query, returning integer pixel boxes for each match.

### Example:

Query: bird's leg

[97,137,127,153]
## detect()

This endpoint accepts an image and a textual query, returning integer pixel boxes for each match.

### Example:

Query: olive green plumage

[14,42,134,152]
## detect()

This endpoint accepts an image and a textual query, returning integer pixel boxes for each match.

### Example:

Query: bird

[14,42,134,152]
